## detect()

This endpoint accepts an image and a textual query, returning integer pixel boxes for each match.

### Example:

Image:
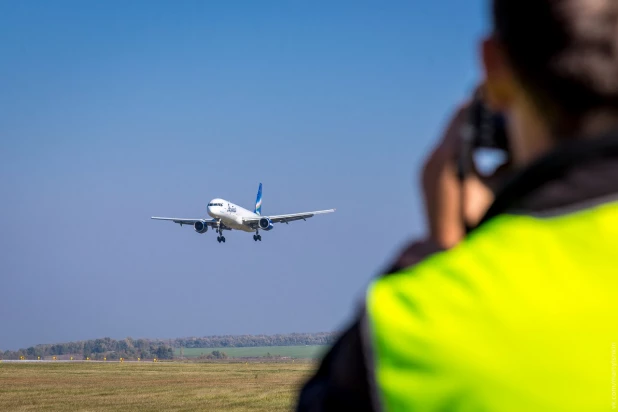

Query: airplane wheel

[253,235,257,241]
[257,235,262,241]
[222,237,226,243]
[217,237,221,243]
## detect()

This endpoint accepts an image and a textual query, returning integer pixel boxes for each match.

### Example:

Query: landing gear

[216,220,225,243]
[253,231,262,242]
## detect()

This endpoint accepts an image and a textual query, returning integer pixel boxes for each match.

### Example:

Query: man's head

[482,0,618,165]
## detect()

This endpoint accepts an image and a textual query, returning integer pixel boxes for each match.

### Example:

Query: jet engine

[259,217,274,231]
[194,221,208,234]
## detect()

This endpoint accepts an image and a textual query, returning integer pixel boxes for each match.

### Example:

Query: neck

[508,95,554,167]
[574,111,618,139]
[508,95,618,167]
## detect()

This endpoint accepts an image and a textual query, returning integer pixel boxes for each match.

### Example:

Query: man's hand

[421,103,497,249]
[384,99,511,273]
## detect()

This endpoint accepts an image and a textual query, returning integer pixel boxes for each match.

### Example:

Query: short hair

[493,0,618,135]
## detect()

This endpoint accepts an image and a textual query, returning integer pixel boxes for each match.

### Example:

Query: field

[176,345,328,359]
[0,361,316,411]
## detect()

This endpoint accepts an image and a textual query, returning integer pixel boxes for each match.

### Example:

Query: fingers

[420,99,506,248]
[421,105,471,249]
[433,103,471,149]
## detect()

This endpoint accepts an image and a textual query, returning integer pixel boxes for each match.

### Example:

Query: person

[296,0,618,410]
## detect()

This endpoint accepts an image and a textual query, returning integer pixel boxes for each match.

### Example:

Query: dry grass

[0,361,317,411]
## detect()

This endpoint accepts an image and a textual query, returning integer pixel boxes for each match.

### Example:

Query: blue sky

[1,0,487,350]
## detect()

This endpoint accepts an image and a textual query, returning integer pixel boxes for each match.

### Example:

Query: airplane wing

[242,209,335,225]
[151,217,219,227]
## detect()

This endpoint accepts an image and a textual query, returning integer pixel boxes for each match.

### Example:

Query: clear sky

[1,0,487,350]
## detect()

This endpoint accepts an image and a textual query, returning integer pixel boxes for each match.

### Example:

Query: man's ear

[481,36,515,111]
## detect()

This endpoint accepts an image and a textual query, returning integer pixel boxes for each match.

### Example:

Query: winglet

[254,183,263,215]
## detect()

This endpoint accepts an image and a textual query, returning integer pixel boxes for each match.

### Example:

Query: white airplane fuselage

[207,198,258,232]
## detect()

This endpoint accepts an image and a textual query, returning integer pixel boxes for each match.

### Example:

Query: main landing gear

[253,230,262,242]
[216,227,226,243]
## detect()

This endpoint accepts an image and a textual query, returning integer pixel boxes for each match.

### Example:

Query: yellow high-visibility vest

[368,201,618,411]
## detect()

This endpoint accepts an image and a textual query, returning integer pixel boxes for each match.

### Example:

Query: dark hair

[493,0,618,135]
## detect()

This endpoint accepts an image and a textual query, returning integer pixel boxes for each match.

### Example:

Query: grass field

[0,361,316,411]
[176,345,328,359]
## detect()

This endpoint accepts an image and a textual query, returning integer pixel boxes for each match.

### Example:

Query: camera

[466,94,509,151]
[458,92,510,180]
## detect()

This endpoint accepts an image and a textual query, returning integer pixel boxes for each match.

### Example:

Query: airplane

[151,183,335,243]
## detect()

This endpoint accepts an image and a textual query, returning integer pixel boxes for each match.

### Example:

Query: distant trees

[173,332,336,349]
[199,350,228,360]
[1,332,337,360]
[155,346,174,360]
[1,337,174,361]
[25,346,43,358]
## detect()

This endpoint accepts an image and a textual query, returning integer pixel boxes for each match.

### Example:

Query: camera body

[458,93,510,181]
[467,96,509,151]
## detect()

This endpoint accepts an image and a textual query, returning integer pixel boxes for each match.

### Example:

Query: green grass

[0,361,316,411]
[176,345,328,359]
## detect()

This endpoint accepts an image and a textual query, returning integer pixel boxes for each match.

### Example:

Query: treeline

[1,337,173,361]
[1,332,336,361]
[197,350,228,360]
[173,332,336,349]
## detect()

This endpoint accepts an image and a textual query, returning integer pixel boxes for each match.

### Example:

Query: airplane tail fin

[254,183,263,215]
